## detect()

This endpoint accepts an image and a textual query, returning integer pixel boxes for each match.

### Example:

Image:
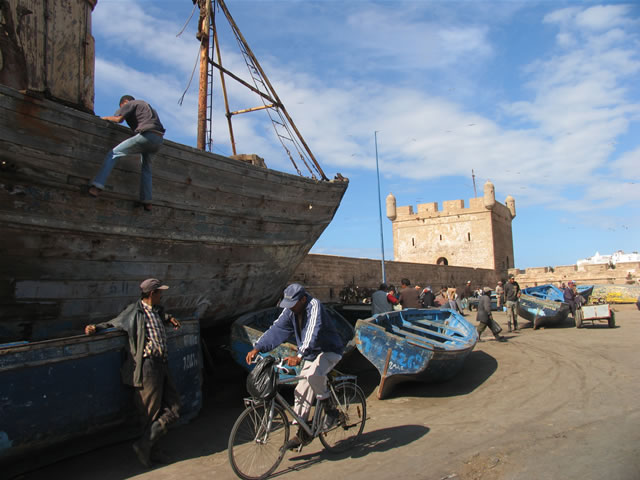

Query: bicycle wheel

[228,402,290,480]
[319,382,366,453]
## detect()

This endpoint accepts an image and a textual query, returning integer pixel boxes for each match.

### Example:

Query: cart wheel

[608,311,615,328]
[575,309,583,329]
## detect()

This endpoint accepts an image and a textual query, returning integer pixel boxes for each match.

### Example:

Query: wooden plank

[391,324,463,345]
[413,318,467,336]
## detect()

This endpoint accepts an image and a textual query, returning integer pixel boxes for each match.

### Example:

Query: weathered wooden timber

[1,0,96,111]
[0,84,348,342]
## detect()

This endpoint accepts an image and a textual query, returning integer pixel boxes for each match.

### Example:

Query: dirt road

[16,306,640,480]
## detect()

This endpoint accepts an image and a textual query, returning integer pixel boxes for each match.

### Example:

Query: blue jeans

[92,132,163,202]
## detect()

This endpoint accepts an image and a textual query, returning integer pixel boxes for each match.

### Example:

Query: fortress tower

[386,181,516,271]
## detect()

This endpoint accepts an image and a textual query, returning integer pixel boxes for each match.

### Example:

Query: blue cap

[279,283,307,308]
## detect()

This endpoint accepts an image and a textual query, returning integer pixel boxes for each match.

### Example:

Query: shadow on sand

[271,424,430,478]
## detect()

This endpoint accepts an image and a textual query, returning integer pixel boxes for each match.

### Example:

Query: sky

[92,0,639,269]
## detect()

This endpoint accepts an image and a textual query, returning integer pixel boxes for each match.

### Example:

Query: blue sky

[92,0,639,269]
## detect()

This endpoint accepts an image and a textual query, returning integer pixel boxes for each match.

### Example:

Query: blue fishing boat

[355,308,478,399]
[517,284,593,329]
[229,306,355,380]
[0,321,202,472]
[521,284,593,303]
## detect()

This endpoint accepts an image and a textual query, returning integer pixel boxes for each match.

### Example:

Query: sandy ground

[13,306,640,480]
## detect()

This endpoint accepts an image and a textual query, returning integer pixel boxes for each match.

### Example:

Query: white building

[577,250,640,267]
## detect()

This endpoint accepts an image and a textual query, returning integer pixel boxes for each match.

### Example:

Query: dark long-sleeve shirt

[254,297,343,361]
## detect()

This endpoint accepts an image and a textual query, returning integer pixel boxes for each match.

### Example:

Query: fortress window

[439,234,442,241]
[467,232,471,241]
[412,237,415,247]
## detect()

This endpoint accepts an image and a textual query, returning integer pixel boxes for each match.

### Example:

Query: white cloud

[345,7,492,71]
[575,5,632,31]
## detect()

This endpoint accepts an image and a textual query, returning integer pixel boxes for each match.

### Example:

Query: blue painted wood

[522,284,593,303]
[0,321,202,464]
[518,284,593,328]
[230,306,355,381]
[355,308,478,399]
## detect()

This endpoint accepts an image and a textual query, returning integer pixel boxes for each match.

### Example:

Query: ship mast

[195,0,328,180]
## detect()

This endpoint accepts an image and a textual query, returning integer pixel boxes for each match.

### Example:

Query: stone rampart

[509,262,640,287]
[291,254,500,302]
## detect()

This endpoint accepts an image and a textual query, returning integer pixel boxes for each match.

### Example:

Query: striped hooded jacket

[254,297,343,361]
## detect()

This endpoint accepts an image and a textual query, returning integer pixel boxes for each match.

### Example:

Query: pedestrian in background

[399,278,421,309]
[371,283,393,315]
[434,286,448,307]
[495,280,505,308]
[387,284,401,310]
[476,287,506,342]
[504,274,521,332]
[448,286,463,314]
[420,286,436,308]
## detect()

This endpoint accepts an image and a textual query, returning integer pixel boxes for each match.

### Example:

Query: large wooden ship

[0,0,348,343]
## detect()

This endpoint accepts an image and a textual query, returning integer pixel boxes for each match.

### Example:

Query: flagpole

[375,131,386,284]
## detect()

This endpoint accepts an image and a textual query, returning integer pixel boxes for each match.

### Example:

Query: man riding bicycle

[246,283,344,450]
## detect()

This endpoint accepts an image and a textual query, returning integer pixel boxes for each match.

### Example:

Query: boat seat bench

[411,318,467,336]
[390,325,464,348]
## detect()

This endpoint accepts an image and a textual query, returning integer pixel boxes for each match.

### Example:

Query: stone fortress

[386,180,515,273]
[292,181,638,303]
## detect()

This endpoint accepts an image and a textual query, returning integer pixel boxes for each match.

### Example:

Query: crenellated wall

[387,182,515,272]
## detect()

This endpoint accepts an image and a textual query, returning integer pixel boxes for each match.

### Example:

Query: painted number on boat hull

[183,352,198,370]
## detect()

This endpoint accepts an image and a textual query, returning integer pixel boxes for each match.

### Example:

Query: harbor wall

[291,254,500,302]
[291,254,640,304]
[509,262,640,287]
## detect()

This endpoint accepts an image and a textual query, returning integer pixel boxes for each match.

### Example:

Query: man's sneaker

[283,434,304,452]
[282,427,311,452]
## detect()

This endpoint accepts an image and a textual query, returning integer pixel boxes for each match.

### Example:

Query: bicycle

[228,357,367,480]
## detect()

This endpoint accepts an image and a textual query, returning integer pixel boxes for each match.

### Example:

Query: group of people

[372,279,481,316]
[370,275,523,342]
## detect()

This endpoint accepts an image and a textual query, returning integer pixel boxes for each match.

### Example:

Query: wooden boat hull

[355,309,477,399]
[326,303,372,326]
[517,294,570,328]
[0,85,348,342]
[229,306,355,380]
[0,320,202,469]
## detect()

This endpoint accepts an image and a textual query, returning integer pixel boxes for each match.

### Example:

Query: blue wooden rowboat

[355,308,478,400]
[517,284,593,329]
[230,306,355,380]
[521,284,593,303]
[0,321,202,473]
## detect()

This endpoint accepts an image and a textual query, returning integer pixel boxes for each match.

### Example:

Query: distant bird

[467,123,476,126]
